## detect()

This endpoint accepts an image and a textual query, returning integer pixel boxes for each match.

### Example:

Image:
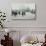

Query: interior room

[0,0,46,46]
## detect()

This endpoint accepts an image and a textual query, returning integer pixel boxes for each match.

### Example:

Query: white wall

[0,0,46,31]
[0,1,46,46]
[6,0,46,27]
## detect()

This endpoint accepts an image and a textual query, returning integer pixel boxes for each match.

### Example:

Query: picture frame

[11,3,36,20]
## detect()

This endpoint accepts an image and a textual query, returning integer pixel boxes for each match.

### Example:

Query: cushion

[20,35,37,43]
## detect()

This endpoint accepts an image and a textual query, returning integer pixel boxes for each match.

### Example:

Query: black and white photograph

[11,3,36,20]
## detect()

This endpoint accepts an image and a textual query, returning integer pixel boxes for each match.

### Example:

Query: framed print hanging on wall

[11,3,36,20]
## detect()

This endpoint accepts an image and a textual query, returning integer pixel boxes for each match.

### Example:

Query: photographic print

[11,3,36,20]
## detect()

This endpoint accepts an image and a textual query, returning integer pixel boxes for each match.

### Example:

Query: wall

[0,0,46,46]
[0,0,46,28]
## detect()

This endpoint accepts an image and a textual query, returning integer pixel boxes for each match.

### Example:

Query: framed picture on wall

[11,3,36,20]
